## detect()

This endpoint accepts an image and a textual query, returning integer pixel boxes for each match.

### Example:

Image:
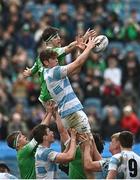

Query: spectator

[104,55,122,87]
[8,112,29,136]
[101,106,122,140]
[0,113,8,140]
[101,78,121,107]
[84,76,102,99]
[85,53,106,77]
[105,11,124,41]
[122,9,140,41]
[120,105,140,137]
[12,74,28,105]
[121,50,140,94]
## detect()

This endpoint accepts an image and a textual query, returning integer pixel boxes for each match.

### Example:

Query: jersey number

[128,159,137,177]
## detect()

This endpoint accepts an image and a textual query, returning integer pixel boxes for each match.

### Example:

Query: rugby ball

[93,35,109,53]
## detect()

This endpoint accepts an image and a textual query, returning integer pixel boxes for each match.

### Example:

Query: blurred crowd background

[0,0,140,147]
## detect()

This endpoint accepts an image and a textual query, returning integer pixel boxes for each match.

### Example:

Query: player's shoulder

[36,146,53,157]
[109,153,123,167]
[41,147,56,156]
[0,173,17,179]
[131,151,140,159]
[121,150,139,158]
[112,152,122,159]
[43,66,55,75]
[110,153,124,164]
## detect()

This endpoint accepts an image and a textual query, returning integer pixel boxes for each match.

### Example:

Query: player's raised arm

[52,103,70,145]
[41,101,54,125]
[79,134,102,172]
[23,56,41,78]
[54,128,77,163]
[66,37,96,76]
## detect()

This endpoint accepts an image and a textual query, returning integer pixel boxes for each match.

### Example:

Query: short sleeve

[108,156,120,171]
[48,150,59,162]
[53,66,68,80]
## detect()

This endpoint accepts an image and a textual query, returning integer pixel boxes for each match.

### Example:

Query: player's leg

[61,110,91,133]
[61,110,99,178]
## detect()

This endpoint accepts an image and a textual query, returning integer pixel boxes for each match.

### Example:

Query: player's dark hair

[42,26,59,42]
[39,49,58,66]
[119,131,134,148]
[0,163,10,173]
[6,131,20,149]
[32,124,49,144]
[93,133,104,154]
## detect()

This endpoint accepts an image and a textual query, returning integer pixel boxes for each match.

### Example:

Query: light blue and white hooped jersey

[44,65,83,118]
[98,158,125,179]
[35,145,59,179]
[0,173,18,179]
[108,150,140,179]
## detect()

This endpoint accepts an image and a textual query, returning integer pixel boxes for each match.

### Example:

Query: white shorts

[61,110,91,133]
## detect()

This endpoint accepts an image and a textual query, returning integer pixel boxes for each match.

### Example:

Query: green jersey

[69,146,86,179]
[17,138,37,179]
[31,47,66,102]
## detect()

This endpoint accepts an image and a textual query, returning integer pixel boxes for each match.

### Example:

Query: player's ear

[44,60,49,67]
[43,134,48,141]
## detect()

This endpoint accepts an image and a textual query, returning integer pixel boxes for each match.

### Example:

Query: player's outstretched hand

[85,36,97,50]
[23,67,32,77]
[76,36,86,50]
[83,28,97,41]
